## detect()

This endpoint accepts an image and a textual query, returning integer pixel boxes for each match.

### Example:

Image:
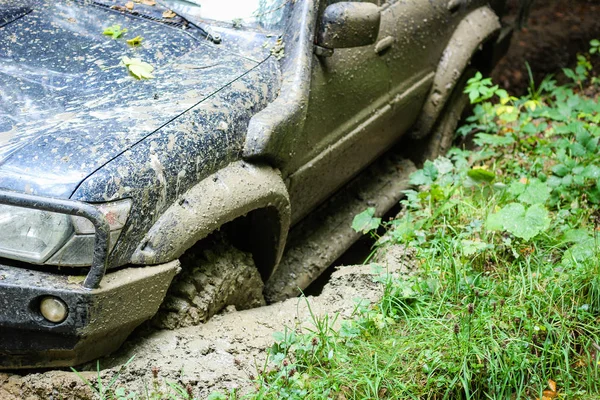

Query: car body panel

[0,0,271,198]
[72,59,281,268]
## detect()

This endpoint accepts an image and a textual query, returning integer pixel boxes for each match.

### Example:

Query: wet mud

[0,248,416,399]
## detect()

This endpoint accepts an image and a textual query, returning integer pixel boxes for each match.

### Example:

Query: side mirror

[316,2,381,50]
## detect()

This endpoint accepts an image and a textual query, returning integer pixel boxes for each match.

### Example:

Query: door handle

[375,36,394,54]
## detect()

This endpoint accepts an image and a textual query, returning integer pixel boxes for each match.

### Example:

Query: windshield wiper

[87,0,221,44]
[155,0,221,43]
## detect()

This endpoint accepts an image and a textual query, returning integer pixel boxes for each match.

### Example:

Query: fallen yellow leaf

[125,1,134,10]
[126,35,143,46]
[548,379,556,392]
[67,275,86,284]
[573,358,586,367]
[162,9,176,18]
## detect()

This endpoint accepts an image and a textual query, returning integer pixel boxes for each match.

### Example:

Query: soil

[0,247,416,400]
[492,0,600,95]
[3,0,600,398]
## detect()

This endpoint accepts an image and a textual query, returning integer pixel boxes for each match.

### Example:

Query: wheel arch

[131,161,290,281]
[413,6,502,139]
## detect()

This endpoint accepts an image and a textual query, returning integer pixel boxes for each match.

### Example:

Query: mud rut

[3,1,600,398]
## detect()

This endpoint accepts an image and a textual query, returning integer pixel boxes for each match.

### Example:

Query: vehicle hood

[0,0,268,197]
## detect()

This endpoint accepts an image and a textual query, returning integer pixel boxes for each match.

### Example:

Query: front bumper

[0,261,179,369]
[0,189,179,368]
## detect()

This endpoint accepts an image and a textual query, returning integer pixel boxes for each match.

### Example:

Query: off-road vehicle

[0,0,510,368]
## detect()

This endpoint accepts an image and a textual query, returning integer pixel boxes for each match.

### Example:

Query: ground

[0,248,415,399]
[492,0,600,94]
[3,0,600,398]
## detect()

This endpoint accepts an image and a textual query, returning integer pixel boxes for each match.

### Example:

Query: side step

[264,152,416,303]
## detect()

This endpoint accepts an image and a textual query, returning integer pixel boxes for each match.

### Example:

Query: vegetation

[242,41,600,399]
[76,42,600,399]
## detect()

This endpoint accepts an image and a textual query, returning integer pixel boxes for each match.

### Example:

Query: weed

[70,356,135,400]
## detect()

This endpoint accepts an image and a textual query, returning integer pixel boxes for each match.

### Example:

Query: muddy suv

[0,0,509,368]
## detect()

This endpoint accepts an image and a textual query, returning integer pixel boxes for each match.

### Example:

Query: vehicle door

[286,0,442,223]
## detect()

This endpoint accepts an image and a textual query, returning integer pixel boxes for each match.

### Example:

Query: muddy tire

[152,233,266,329]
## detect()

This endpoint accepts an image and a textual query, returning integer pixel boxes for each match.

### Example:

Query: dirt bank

[492,0,600,94]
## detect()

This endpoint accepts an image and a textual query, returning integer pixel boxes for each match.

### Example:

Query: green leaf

[339,321,361,338]
[121,56,154,79]
[272,331,286,342]
[486,202,525,232]
[486,203,550,241]
[562,238,597,267]
[583,165,600,179]
[570,142,587,157]
[433,157,454,176]
[103,24,127,39]
[517,179,550,205]
[352,207,381,234]
[467,167,496,183]
[409,170,429,186]
[551,164,570,177]
[516,204,550,241]
[461,239,490,256]
[468,90,479,104]
[563,67,579,82]
[409,160,438,185]
[562,229,591,243]
[498,108,519,123]
[473,133,515,147]
[508,180,526,197]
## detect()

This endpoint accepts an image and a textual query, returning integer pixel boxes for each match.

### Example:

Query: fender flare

[131,161,291,279]
[413,6,501,139]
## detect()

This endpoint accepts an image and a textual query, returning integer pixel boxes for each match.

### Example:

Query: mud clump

[0,245,413,400]
[0,371,93,400]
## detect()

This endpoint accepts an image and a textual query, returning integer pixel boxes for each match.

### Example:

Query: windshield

[162,0,290,30]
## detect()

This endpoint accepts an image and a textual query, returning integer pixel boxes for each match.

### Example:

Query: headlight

[0,206,72,263]
[0,199,131,266]
[46,199,132,267]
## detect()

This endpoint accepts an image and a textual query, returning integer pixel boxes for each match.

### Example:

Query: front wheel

[153,233,266,329]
